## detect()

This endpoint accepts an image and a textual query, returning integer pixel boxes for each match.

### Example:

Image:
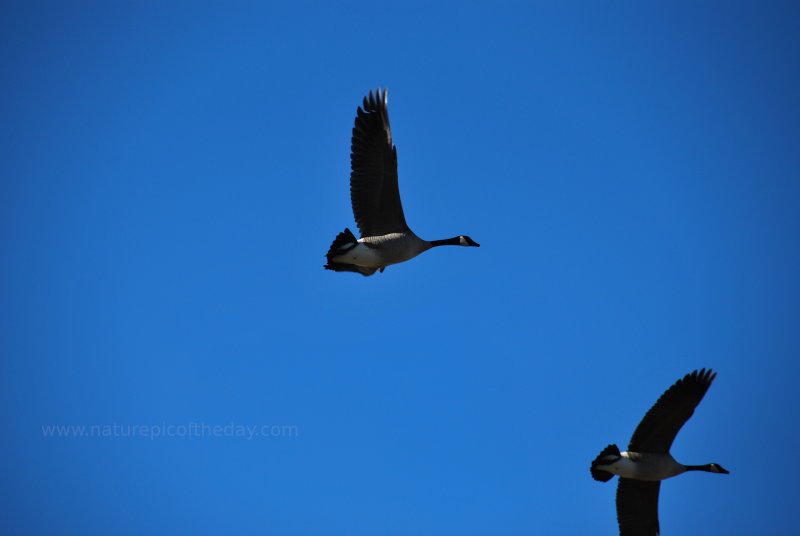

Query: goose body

[325,89,479,276]
[593,449,723,482]
[330,231,431,270]
[590,369,729,535]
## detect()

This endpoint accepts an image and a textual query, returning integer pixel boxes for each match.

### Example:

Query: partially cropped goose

[324,88,479,276]
[591,368,729,536]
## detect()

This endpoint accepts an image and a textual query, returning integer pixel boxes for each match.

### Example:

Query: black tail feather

[591,444,620,482]
[324,228,378,276]
[325,227,358,262]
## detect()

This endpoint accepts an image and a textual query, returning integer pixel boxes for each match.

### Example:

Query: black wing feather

[349,88,409,238]
[617,478,661,536]
[628,369,717,453]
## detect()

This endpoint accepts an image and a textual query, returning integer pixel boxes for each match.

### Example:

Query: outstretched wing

[616,478,661,536]
[349,88,409,238]
[628,368,717,453]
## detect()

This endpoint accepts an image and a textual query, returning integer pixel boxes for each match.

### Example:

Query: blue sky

[2,1,799,534]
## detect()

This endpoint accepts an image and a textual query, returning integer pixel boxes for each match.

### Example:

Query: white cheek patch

[459,236,468,246]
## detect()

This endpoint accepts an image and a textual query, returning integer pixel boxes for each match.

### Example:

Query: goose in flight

[590,368,729,535]
[324,88,479,276]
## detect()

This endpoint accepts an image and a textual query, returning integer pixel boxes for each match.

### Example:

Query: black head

[708,463,730,474]
[459,235,480,247]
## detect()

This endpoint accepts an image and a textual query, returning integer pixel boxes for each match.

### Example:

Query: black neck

[684,464,712,472]
[429,237,461,247]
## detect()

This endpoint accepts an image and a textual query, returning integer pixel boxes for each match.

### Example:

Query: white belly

[598,452,686,481]
[601,455,642,479]
[331,242,383,267]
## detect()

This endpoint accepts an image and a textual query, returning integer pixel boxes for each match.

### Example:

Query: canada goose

[324,88,479,276]
[590,368,729,535]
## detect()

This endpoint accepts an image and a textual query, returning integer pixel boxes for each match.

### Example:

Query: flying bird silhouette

[325,88,479,276]
[591,369,729,535]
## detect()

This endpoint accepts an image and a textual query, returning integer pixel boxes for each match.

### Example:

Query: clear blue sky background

[2,1,799,534]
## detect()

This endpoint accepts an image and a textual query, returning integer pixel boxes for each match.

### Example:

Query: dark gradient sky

[2,2,799,534]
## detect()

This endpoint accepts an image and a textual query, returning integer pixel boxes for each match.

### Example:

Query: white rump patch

[331,242,382,267]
